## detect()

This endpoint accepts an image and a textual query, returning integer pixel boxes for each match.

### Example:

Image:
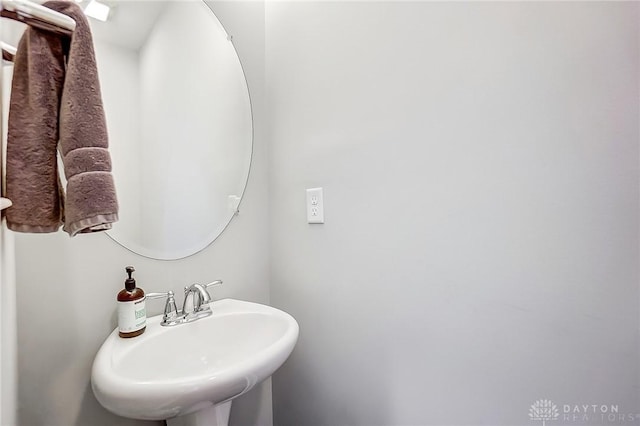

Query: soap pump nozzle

[125,266,136,291]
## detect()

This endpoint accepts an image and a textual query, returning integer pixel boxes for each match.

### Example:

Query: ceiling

[89,1,170,51]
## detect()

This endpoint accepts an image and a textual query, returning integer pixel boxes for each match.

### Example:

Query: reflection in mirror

[92,0,252,260]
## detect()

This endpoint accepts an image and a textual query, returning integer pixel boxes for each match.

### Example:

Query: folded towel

[6,1,118,236]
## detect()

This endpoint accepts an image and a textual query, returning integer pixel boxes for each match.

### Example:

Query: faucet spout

[182,283,213,316]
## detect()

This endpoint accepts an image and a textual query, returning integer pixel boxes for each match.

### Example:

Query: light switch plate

[306,188,324,224]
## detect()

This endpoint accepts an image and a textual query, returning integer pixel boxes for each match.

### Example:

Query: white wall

[266,2,640,425]
[14,2,269,426]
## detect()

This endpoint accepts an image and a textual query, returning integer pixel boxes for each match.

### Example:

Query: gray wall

[14,2,270,426]
[266,2,640,425]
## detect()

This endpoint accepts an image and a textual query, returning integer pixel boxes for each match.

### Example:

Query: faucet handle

[146,291,180,326]
[198,280,223,307]
[183,280,223,293]
[204,280,223,289]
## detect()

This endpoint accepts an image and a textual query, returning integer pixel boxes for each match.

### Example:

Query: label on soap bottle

[118,297,146,332]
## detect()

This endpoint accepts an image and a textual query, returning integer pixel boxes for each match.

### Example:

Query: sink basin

[91,299,299,425]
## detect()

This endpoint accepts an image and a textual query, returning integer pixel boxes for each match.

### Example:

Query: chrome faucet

[182,280,222,321]
[147,280,223,326]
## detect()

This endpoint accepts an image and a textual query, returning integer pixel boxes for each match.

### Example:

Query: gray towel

[6,0,118,236]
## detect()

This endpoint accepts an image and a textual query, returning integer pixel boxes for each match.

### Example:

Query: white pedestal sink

[91,299,299,426]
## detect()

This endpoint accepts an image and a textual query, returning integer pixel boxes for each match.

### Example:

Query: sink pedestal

[166,402,232,426]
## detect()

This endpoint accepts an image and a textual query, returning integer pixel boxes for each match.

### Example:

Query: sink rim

[91,298,299,420]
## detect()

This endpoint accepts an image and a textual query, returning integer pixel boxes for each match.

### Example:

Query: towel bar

[0,198,12,211]
[1,0,76,36]
[1,41,16,62]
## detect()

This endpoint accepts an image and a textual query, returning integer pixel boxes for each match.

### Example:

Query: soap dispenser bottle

[117,266,146,338]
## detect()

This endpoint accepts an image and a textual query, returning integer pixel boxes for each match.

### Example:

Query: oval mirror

[91,0,252,260]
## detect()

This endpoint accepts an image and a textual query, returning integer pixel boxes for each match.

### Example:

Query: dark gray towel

[6,0,118,236]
